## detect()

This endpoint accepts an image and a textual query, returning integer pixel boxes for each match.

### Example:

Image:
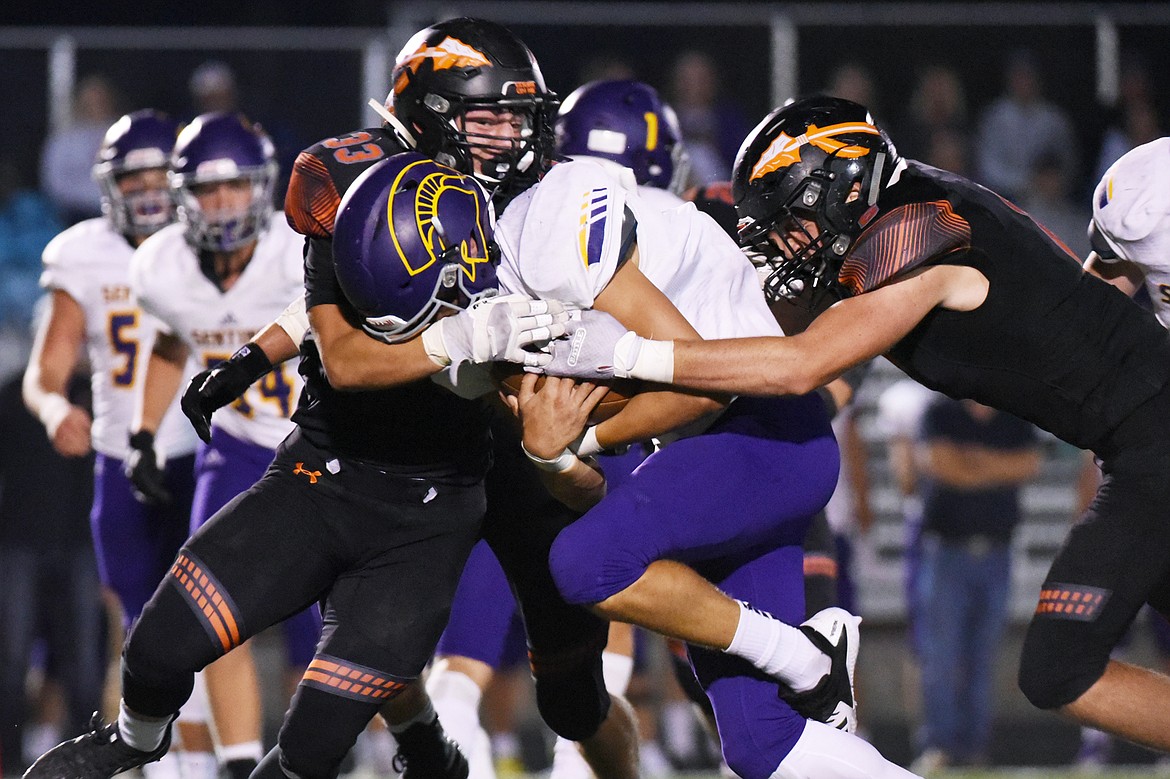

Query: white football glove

[534,309,676,383]
[421,294,575,367]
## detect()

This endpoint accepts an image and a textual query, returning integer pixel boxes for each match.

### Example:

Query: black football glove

[125,430,170,505]
[181,341,274,444]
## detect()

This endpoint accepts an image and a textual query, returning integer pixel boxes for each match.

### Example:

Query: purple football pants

[91,453,196,630]
[436,445,650,667]
[550,395,840,779]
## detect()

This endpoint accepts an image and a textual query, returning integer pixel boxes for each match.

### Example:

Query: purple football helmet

[168,112,278,251]
[332,151,499,343]
[93,110,181,237]
[555,79,690,193]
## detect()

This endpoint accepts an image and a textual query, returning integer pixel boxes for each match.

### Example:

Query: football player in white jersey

[22,110,217,779]
[493,144,920,778]
[425,78,687,779]
[126,112,319,779]
[1084,137,1170,318]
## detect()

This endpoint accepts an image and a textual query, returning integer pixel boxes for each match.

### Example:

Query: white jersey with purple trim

[129,215,304,450]
[1091,136,1170,327]
[40,218,198,461]
[495,158,781,341]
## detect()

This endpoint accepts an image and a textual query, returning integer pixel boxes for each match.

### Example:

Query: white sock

[550,735,593,779]
[662,701,699,761]
[389,700,437,733]
[726,601,829,692]
[601,651,634,696]
[117,701,170,753]
[427,669,494,779]
[141,750,182,779]
[771,720,920,778]
[176,749,219,779]
[217,740,264,763]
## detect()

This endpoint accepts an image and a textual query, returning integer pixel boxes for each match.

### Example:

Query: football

[492,364,641,425]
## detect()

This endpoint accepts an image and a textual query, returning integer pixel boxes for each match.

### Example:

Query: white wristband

[420,321,451,367]
[521,442,579,473]
[614,332,674,383]
[572,426,603,457]
[37,393,73,438]
[274,296,310,346]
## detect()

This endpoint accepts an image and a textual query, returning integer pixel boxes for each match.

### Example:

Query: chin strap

[367,98,418,149]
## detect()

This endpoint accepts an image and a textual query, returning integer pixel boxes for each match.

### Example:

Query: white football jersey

[130,214,304,450]
[41,218,198,461]
[1091,137,1170,327]
[495,158,780,341]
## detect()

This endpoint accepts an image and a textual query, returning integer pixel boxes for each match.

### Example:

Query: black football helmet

[386,17,558,202]
[732,96,899,303]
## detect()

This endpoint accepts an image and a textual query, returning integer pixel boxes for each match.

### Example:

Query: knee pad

[532,640,610,741]
[1018,618,1110,710]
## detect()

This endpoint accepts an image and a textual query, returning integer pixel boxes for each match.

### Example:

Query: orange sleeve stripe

[285,152,341,239]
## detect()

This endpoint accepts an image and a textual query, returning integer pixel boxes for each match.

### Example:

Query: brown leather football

[492,363,640,425]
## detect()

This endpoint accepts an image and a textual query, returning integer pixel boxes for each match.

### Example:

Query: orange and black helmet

[732,96,899,302]
[387,18,558,203]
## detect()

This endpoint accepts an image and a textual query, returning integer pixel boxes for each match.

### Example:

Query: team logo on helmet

[388,159,492,282]
[393,36,491,95]
[750,121,881,182]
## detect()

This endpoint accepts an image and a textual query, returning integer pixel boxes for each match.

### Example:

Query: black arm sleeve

[304,236,343,309]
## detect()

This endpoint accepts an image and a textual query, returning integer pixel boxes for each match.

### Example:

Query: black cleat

[777,607,861,733]
[392,715,469,779]
[21,713,171,779]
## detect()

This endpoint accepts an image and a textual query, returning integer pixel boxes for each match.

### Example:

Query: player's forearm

[671,337,827,396]
[252,321,300,366]
[133,346,186,434]
[594,389,726,450]
[538,457,607,514]
[316,328,439,390]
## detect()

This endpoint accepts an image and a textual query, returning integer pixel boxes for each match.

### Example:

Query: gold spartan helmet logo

[394,36,492,95]
[386,159,491,283]
[749,121,880,182]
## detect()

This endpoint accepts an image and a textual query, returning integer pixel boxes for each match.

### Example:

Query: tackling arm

[588,250,727,450]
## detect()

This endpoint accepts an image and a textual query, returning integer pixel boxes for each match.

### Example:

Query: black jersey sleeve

[304,236,343,309]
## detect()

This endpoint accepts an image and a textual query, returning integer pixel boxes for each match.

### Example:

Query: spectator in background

[1020,151,1091,259]
[187,59,306,204]
[824,62,883,124]
[667,50,751,185]
[897,65,969,168]
[910,398,1041,775]
[188,60,239,115]
[875,378,941,728]
[975,49,1078,202]
[0,158,64,331]
[39,74,120,225]
[577,53,636,85]
[0,366,104,778]
[1094,58,1163,183]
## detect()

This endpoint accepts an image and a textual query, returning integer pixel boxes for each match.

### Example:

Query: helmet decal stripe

[750,121,880,182]
[643,111,658,151]
[394,36,492,95]
[387,159,490,280]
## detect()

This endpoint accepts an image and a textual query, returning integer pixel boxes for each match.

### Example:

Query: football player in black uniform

[537,95,1170,756]
[176,17,640,779]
